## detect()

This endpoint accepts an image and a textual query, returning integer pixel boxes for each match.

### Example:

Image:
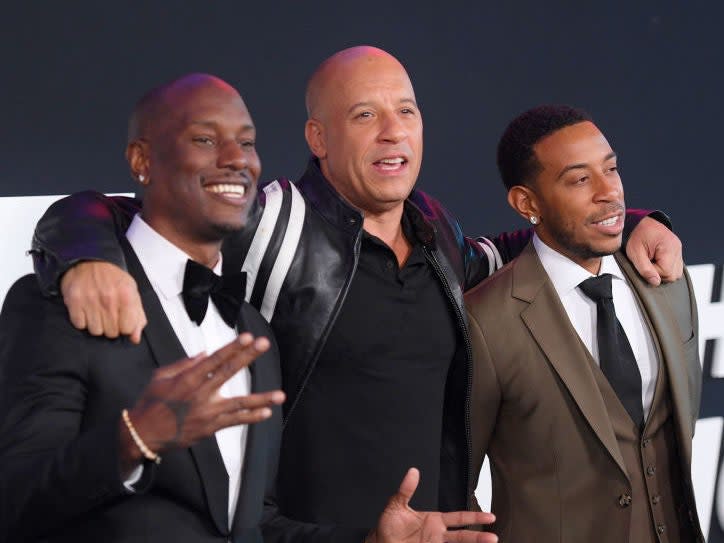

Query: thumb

[626,243,661,286]
[394,467,420,508]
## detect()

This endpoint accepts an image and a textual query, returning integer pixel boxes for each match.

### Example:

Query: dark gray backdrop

[1,2,721,264]
[2,1,723,539]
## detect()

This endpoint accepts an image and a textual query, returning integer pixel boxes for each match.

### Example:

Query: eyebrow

[346,97,418,115]
[188,120,256,132]
[556,151,617,180]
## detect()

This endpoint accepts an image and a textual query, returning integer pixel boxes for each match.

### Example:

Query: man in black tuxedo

[0,73,496,543]
[0,74,286,542]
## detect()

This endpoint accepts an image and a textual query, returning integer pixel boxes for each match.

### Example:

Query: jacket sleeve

[31,190,141,296]
[465,208,671,290]
[0,276,137,540]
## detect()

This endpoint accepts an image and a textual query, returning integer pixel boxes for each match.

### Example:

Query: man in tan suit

[465,105,703,542]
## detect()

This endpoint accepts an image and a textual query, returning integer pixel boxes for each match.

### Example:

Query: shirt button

[642,438,650,447]
[386,260,394,270]
[618,493,632,507]
[647,465,656,476]
[652,495,661,505]
[657,524,665,534]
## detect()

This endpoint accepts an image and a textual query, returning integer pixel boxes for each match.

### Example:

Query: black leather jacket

[31,159,651,525]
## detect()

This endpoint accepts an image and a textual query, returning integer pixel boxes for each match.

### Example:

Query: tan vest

[591,322,697,542]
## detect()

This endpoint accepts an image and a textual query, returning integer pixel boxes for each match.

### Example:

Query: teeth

[378,157,404,164]
[205,184,246,197]
[597,216,618,226]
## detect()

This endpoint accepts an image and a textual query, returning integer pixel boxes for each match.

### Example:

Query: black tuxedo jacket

[0,243,283,542]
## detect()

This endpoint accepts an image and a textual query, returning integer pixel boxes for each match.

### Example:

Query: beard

[544,214,622,261]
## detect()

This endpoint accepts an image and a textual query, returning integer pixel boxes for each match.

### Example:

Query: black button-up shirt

[280,213,458,529]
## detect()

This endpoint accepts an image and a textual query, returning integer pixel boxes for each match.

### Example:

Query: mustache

[588,202,625,223]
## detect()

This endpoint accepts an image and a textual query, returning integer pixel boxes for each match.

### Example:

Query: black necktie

[579,273,644,429]
[182,259,246,328]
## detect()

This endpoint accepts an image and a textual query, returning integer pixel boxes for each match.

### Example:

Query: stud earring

[138,174,146,183]
[529,216,538,225]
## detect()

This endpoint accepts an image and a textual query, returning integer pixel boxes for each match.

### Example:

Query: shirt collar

[532,233,625,297]
[125,213,223,301]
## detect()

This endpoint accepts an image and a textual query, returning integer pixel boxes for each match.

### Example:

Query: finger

[213,406,275,429]
[100,299,120,339]
[154,352,206,380]
[66,302,88,331]
[625,243,661,286]
[85,305,105,336]
[119,294,147,341]
[653,246,683,283]
[197,335,271,391]
[214,390,286,414]
[395,467,420,508]
[129,318,146,345]
[444,529,499,543]
[440,510,495,527]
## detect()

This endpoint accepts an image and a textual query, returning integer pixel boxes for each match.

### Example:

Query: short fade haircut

[497,104,593,191]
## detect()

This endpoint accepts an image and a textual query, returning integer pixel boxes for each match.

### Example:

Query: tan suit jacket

[465,242,702,542]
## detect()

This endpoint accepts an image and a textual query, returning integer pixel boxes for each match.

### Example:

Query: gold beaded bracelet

[121,409,161,465]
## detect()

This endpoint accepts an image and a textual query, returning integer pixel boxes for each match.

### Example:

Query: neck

[141,213,222,269]
[363,206,412,266]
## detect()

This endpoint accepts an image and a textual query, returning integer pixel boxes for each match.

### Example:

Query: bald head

[128,73,242,142]
[305,46,412,120]
[303,46,422,218]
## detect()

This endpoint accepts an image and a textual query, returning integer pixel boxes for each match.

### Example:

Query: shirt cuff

[122,464,144,493]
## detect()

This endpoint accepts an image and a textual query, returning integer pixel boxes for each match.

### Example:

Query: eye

[606,165,618,173]
[355,111,374,119]
[400,107,416,115]
[193,136,215,146]
[239,139,256,148]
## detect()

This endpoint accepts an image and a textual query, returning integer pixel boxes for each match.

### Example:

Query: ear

[126,139,150,186]
[305,119,327,159]
[507,185,540,223]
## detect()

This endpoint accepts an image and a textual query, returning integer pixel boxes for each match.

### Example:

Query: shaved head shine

[305,46,411,120]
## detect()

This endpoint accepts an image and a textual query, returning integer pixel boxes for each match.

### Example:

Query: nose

[593,171,623,202]
[217,140,248,171]
[377,112,407,144]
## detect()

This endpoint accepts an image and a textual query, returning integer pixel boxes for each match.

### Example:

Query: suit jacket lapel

[122,239,231,534]
[615,254,694,464]
[514,243,628,477]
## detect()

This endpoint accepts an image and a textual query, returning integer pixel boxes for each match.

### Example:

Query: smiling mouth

[374,157,407,171]
[204,183,248,198]
[593,215,620,227]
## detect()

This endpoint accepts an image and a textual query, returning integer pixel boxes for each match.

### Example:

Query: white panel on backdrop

[0,194,132,307]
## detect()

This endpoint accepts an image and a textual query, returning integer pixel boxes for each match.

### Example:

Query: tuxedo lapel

[230,305,264,530]
[615,254,694,463]
[122,239,231,534]
[513,243,628,477]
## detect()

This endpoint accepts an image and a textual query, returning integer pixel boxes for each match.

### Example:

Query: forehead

[534,121,612,169]
[162,84,254,131]
[330,56,416,105]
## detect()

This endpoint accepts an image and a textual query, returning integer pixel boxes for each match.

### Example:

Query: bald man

[30,47,681,540]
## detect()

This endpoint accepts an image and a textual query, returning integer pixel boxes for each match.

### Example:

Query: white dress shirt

[532,234,659,419]
[126,213,250,525]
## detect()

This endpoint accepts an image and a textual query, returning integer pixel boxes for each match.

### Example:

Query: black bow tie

[182,259,246,328]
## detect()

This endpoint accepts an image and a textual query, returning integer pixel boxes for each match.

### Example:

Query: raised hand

[118,333,284,471]
[626,215,683,286]
[61,261,147,344]
[367,468,498,543]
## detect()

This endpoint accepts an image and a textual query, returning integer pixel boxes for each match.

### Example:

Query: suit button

[657,524,665,534]
[618,493,632,507]
[642,438,650,447]
[652,495,661,505]
[646,465,656,476]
